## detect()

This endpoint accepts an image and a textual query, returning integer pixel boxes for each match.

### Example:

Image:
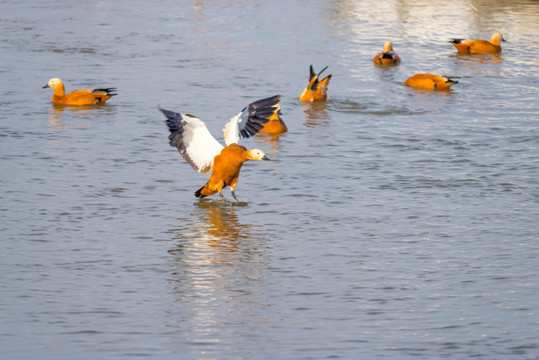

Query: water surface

[1,0,538,359]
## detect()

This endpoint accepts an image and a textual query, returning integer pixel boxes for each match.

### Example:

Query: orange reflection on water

[166,199,271,343]
[404,84,457,112]
[302,101,330,128]
[48,103,102,131]
[47,103,116,131]
[168,200,266,266]
[451,52,503,74]
[47,104,67,130]
[253,132,284,152]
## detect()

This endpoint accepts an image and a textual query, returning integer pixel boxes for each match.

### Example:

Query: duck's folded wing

[161,108,223,174]
[92,88,118,97]
[223,94,282,145]
[381,51,397,60]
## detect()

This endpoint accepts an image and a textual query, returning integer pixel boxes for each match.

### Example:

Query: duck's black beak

[42,84,50,89]
[262,155,270,161]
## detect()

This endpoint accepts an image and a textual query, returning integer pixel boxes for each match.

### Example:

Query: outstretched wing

[223,94,281,146]
[161,108,223,174]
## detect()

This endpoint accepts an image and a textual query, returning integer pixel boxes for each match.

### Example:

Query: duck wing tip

[161,108,222,173]
[92,88,118,96]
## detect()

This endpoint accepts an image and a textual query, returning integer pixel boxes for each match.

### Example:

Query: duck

[373,41,401,65]
[43,78,117,105]
[259,98,287,134]
[161,95,281,202]
[449,32,505,54]
[299,65,332,102]
[404,74,458,91]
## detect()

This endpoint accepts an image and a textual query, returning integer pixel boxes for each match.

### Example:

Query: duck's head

[491,33,506,45]
[42,78,63,89]
[246,149,269,161]
[383,41,394,52]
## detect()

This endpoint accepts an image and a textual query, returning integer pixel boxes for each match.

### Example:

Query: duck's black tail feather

[194,184,207,198]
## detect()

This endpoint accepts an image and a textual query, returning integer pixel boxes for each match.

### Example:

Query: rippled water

[1,0,538,359]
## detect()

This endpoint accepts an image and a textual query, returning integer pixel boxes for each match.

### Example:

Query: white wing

[161,108,223,174]
[223,112,241,146]
[223,94,281,146]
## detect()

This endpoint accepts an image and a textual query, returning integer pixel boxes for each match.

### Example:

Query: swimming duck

[161,95,281,202]
[373,41,401,65]
[259,98,287,134]
[404,74,458,91]
[449,32,505,54]
[299,65,332,102]
[43,78,117,105]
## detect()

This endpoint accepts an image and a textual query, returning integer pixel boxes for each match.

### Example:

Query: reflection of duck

[302,101,330,128]
[402,85,456,110]
[47,103,116,129]
[373,41,401,65]
[452,52,502,74]
[195,200,245,244]
[252,132,284,152]
[166,200,271,337]
[43,78,117,105]
[449,32,505,54]
[405,73,458,91]
[168,200,265,265]
[48,104,66,129]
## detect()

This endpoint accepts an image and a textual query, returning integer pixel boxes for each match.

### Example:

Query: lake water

[1,0,538,359]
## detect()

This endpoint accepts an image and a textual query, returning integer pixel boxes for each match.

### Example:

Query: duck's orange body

[259,103,287,133]
[449,33,505,54]
[195,144,257,198]
[405,74,458,91]
[299,65,332,102]
[373,41,401,65]
[43,78,117,105]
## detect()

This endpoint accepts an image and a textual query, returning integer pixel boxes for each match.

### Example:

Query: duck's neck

[54,83,66,97]
[491,34,502,46]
